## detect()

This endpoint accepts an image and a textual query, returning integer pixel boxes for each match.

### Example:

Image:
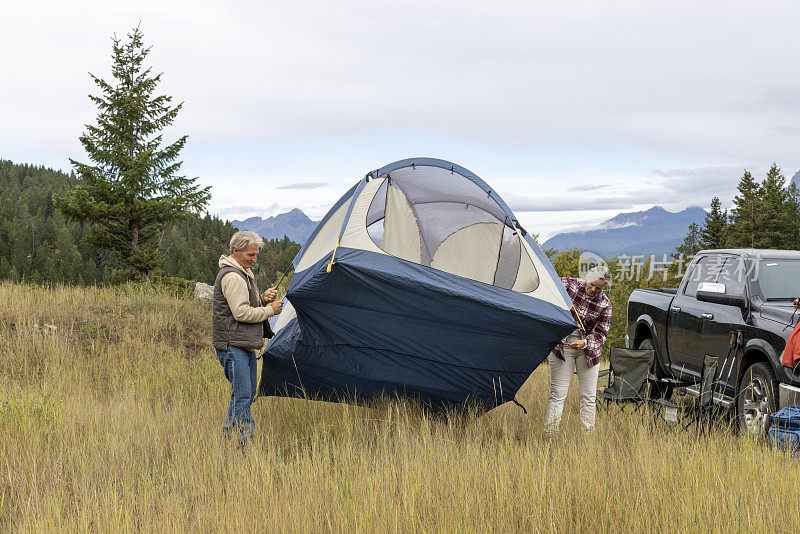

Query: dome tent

[258,158,577,408]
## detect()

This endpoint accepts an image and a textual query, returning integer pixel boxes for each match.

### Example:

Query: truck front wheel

[737,362,777,436]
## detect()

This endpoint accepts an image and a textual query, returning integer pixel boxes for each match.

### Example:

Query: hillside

[2,281,797,530]
[543,206,707,257]
[0,159,300,287]
[0,159,236,284]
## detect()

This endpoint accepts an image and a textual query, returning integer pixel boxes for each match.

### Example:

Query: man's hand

[569,339,587,349]
[262,286,278,303]
[270,300,284,315]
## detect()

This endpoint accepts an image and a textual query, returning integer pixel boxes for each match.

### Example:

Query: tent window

[366,178,388,226]
[494,225,521,289]
[513,244,540,293]
[380,184,422,264]
[367,218,384,247]
[431,222,503,284]
[364,165,539,293]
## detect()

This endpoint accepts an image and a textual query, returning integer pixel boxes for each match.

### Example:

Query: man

[544,265,612,435]
[212,230,283,445]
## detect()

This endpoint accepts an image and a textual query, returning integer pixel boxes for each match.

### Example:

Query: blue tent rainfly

[258,158,576,408]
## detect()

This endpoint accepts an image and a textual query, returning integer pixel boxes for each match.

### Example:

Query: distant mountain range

[233,204,707,256]
[235,204,705,258]
[232,208,317,244]
[542,206,707,258]
[233,172,800,258]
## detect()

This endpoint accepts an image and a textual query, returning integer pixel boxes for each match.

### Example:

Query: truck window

[716,257,747,296]
[683,257,716,297]
[755,259,800,299]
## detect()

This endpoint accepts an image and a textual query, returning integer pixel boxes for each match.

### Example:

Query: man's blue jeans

[216,345,257,443]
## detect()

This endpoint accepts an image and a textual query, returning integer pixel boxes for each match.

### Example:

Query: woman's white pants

[544,332,600,434]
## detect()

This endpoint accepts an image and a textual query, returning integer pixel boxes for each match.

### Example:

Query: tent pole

[327,238,341,273]
[571,305,587,333]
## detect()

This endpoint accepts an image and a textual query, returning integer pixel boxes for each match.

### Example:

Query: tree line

[676,164,800,255]
[0,159,298,288]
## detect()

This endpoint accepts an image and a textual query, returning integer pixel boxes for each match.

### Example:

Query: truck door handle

[701,313,714,320]
[670,306,681,313]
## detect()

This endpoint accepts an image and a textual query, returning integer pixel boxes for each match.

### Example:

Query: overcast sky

[3,1,800,239]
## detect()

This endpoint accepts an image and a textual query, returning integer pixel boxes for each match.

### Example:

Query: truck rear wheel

[638,338,673,399]
[737,362,777,436]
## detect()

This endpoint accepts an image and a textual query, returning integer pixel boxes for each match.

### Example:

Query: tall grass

[0,281,798,532]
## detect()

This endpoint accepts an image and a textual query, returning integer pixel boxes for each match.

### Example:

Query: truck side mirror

[696,289,748,308]
[697,282,725,293]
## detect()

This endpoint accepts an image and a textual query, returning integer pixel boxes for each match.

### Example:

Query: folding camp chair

[713,331,743,408]
[650,332,741,428]
[647,382,683,427]
[647,365,689,426]
[598,347,654,415]
[683,354,720,435]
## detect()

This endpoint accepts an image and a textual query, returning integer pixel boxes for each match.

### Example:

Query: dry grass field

[1,281,798,532]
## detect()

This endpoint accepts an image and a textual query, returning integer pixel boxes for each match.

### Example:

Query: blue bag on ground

[770,406,800,429]
[768,407,800,457]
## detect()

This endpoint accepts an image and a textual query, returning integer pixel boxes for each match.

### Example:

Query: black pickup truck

[627,249,800,434]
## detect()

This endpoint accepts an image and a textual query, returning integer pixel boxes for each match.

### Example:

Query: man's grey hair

[585,265,612,284]
[230,230,264,253]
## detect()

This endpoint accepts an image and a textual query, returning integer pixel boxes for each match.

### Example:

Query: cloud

[274,182,328,190]
[649,165,761,208]
[651,165,749,181]
[6,0,800,172]
[5,0,800,235]
[503,193,637,212]
[767,126,800,137]
[567,183,612,192]
[505,165,753,214]
[597,219,638,230]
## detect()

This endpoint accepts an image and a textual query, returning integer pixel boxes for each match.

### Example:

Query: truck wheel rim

[742,376,769,435]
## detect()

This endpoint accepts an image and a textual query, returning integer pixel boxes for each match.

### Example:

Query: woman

[544,265,612,435]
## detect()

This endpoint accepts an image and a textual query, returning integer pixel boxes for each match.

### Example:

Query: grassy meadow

[1,281,798,532]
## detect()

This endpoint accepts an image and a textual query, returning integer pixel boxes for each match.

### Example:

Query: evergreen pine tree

[786,180,800,250]
[57,26,210,280]
[675,222,702,257]
[699,196,727,250]
[756,164,791,249]
[727,170,759,247]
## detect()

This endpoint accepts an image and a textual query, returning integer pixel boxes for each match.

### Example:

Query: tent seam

[293,341,541,375]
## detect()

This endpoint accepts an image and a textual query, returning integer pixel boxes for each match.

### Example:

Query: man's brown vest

[212,267,265,351]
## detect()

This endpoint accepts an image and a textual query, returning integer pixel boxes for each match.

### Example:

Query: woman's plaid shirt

[553,276,612,367]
